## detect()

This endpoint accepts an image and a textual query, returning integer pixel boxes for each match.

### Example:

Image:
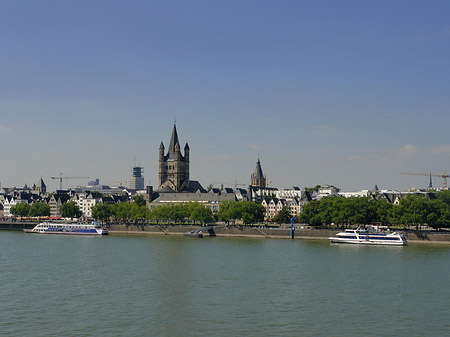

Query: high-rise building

[130,165,144,190]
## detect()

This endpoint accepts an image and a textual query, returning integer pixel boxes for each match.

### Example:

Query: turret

[184,142,190,159]
[159,141,165,160]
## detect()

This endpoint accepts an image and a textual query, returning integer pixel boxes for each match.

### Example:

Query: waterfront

[1,232,450,336]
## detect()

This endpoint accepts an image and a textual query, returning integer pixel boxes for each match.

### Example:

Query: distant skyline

[1,0,450,192]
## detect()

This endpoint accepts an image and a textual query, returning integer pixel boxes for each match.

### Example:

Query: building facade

[130,165,145,191]
[251,159,266,188]
[158,124,191,192]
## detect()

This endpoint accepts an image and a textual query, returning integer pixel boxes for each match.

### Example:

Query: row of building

[0,124,441,221]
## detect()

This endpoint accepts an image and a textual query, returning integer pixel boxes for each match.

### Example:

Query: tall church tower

[158,124,190,192]
[251,159,267,188]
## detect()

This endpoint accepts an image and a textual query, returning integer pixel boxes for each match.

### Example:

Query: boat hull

[329,237,406,246]
[329,227,407,246]
[23,222,108,235]
[23,229,108,235]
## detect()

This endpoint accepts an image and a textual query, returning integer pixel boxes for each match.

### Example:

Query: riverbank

[3,222,450,243]
[107,224,450,244]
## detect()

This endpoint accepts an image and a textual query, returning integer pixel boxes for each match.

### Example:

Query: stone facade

[158,124,190,192]
[251,159,266,188]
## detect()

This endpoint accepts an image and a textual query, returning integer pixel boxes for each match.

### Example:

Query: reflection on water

[1,232,449,336]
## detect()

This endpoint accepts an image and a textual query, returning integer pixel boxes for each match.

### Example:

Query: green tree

[29,202,50,217]
[133,195,147,207]
[129,202,151,221]
[217,200,264,225]
[240,201,265,224]
[272,207,291,224]
[397,195,429,229]
[436,190,450,206]
[91,203,112,222]
[299,200,322,226]
[10,203,31,217]
[373,199,393,225]
[60,201,82,219]
[189,203,213,224]
[304,185,321,193]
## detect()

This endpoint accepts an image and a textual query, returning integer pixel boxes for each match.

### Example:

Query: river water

[1,231,449,336]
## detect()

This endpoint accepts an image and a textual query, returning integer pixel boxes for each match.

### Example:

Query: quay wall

[2,222,450,243]
[107,224,450,243]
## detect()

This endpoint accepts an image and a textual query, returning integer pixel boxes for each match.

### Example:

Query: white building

[72,192,101,218]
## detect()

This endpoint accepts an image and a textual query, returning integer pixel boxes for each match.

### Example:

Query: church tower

[158,124,190,192]
[251,159,267,188]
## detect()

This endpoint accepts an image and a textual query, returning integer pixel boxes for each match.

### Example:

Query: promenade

[3,221,450,243]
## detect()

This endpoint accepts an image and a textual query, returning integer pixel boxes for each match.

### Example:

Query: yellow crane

[51,173,90,190]
[400,171,449,189]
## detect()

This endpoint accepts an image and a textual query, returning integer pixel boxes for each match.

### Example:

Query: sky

[1,0,450,192]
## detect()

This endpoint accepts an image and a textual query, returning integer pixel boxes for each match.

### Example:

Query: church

[157,123,204,193]
[147,124,236,211]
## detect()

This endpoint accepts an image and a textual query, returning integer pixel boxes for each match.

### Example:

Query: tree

[29,202,50,217]
[91,203,112,222]
[217,200,264,225]
[133,195,146,207]
[272,207,291,224]
[60,201,82,219]
[304,185,321,193]
[436,190,450,206]
[240,201,265,224]
[189,203,213,224]
[10,203,31,217]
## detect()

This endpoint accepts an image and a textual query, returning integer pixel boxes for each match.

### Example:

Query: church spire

[168,123,180,157]
[251,158,267,188]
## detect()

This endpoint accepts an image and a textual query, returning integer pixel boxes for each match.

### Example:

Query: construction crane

[51,173,90,190]
[400,171,449,189]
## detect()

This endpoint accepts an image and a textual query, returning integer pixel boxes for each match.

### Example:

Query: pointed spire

[168,123,180,156]
[38,178,46,188]
[254,159,264,179]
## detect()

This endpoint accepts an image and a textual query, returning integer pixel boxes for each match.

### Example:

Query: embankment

[108,224,450,244]
[2,222,450,243]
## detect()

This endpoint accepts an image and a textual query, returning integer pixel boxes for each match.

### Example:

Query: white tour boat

[24,222,108,235]
[329,226,406,246]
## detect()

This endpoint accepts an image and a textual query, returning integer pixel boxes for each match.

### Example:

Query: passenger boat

[24,222,108,235]
[329,226,406,246]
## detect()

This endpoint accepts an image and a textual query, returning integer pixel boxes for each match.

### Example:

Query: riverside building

[147,124,236,212]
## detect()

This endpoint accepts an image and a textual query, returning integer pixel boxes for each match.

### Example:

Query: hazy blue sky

[1,0,450,192]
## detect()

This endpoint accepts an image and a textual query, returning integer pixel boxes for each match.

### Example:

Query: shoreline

[106,224,450,244]
[3,222,450,244]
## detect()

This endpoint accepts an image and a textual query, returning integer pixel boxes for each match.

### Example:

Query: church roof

[252,159,264,179]
[38,178,46,188]
[168,123,181,158]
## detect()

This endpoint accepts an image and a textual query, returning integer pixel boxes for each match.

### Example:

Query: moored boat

[23,222,108,235]
[329,226,406,246]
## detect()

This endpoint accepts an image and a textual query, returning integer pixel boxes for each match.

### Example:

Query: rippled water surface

[1,231,449,336]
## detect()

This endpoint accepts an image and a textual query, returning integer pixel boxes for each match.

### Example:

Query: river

[1,231,449,336]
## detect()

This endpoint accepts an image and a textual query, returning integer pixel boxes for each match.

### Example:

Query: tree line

[215,200,265,224]
[93,199,266,225]
[299,191,450,229]
[92,198,213,224]
[10,201,82,219]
